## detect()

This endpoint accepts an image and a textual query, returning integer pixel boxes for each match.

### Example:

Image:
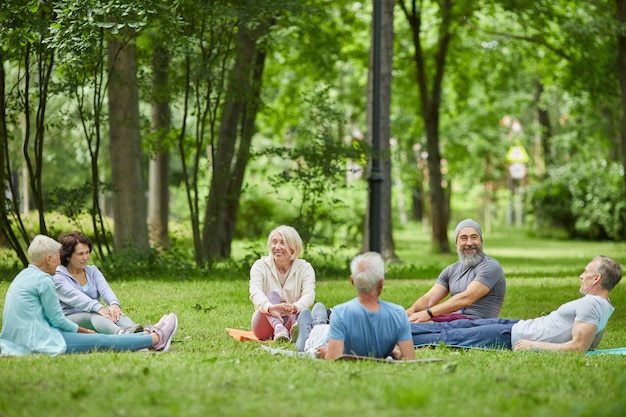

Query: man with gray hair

[406,219,506,322]
[295,252,415,361]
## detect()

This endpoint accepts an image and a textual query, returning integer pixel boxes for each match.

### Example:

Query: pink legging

[251,291,297,340]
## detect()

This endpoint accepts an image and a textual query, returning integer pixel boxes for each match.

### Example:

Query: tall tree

[107,32,149,252]
[51,1,113,259]
[171,1,235,265]
[0,51,27,264]
[202,16,272,261]
[0,2,32,263]
[148,41,171,249]
[49,0,177,255]
[616,0,626,230]
[397,0,475,253]
[0,0,59,263]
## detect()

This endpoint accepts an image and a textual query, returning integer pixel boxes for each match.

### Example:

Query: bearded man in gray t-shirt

[407,219,506,323]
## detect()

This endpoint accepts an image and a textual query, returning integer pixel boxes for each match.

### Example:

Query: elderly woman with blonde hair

[249,225,316,341]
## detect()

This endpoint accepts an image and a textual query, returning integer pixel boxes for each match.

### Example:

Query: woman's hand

[268,302,296,318]
[98,307,113,321]
[108,304,123,322]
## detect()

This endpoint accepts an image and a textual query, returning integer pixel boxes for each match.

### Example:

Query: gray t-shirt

[511,295,614,346]
[436,255,506,319]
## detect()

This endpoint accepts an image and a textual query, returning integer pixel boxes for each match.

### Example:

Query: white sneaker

[312,302,328,326]
[273,324,290,342]
[290,322,299,344]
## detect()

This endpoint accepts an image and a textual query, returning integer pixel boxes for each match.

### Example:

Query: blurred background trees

[1,0,625,269]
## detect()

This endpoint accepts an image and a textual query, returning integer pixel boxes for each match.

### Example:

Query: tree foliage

[262,87,365,248]
[3,0,626,270]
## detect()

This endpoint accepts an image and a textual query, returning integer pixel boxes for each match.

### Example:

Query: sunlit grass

[1,276,625,417]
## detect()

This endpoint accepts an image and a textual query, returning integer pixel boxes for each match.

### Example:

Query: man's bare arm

[513,321,598,353]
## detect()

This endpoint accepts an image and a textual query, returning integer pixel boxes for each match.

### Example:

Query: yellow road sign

[506,144,529,164]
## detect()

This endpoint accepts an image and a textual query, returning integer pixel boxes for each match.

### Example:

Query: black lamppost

[368,0,383,253]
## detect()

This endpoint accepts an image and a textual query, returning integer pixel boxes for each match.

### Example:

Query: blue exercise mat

[415,343,626,355]
[586,348,626,355]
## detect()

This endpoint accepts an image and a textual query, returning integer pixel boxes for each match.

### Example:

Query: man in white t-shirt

[410,256,621,353]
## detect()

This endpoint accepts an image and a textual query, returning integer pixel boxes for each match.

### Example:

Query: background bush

[530,158,626,240]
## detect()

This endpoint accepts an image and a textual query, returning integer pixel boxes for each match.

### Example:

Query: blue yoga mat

[586,348,626,355]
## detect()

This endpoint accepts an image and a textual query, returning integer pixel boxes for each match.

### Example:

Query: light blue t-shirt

[328,298,412,358]
[0,265,78,356]
[511,295,614,345]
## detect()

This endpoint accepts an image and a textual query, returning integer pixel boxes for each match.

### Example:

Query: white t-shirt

[511,295,614,345]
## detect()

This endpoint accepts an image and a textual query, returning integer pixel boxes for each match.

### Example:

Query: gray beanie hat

[455,219,483,242]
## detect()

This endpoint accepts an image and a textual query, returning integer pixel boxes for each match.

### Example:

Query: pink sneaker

[273,324,290,342]
[147,313,178,351]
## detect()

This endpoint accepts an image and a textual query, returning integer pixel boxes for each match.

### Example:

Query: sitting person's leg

[66,312,98,331]
[62,332,154,353]
[68,312,142,335]
[252,291,285,340]
[412,319,519,349]
[295,302,328,351]
[114,314,142,334]
[61,313,177,353]
[294,308,312,351]
[411,318,518,334]
[89,313,125,334]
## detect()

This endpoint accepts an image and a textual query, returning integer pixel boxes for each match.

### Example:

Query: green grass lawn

[1,226,626,417]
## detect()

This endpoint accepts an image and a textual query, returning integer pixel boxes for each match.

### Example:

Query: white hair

[350,252,384,293]
[28,235,61,263]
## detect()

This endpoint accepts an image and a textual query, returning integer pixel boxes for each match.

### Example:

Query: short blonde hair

[267,225,303,261]
[28,235,61,264]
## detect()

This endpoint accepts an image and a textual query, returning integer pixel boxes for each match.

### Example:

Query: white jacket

[249,256,316,314]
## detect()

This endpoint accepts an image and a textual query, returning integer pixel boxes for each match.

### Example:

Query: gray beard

[458,245,484,267]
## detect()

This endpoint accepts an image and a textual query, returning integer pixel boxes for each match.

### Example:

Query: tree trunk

[0,51,28,264]
[148,43,171,249]
[616,0,626,239]
[107,34,149,252]
[202,19,270,262]
[22,38,54,235]
[399,0,453,253]
[362,0,398,262]
[222,48,267,252]
[534,80,552,170]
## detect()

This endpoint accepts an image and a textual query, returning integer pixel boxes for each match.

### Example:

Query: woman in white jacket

[249,225,316,341]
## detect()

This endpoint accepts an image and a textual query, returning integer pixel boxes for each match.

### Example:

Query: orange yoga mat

[226,328,271,342]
